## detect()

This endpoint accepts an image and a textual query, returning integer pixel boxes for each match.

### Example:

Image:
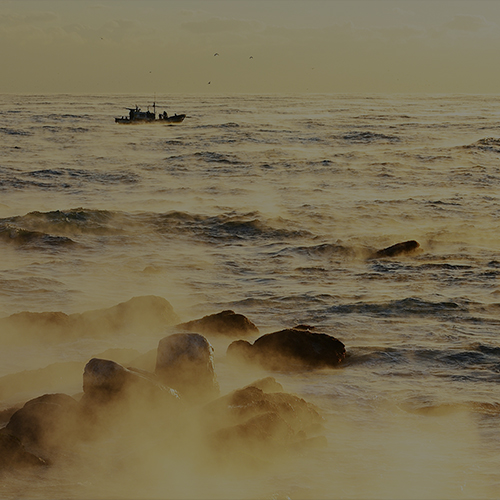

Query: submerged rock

[227,326,346,371]
[175,310,259,338]
[155,333,219,403]
[369,240,420,259]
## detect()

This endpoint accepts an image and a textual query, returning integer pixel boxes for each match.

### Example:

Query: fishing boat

[115,103,186,124]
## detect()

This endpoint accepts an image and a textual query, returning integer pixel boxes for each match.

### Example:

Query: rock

[205,386,323,433]
[0,312,72,343]
[80,358,181,439]
[369,240,420,259]
[203,385,324,458]
[5,393,80,452]
[155,333,220,403]
[82,358,178,405]
[0,405,22,426]
[0,295,179,343]
[75,357,190,445]
[227,326,346,371]
[242,377,284,393]
[79,295,180,336]
[0,428,47,469]
[176,310,259,338]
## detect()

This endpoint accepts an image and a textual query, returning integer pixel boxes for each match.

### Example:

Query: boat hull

[115,114,186,124]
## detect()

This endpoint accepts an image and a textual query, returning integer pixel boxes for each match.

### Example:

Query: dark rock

[82,358,179,405]
[155,333,219,403]
[0,428,47,469]
[80,358,181,439]
[227,339,253,358]
[370,240,420,259]
[0,405,22,426]
[5,393,80,452]
[83,358,133,398]
[227,326,346,371]
[176,310,259,338]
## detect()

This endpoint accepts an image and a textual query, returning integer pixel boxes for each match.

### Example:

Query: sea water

[1,93,500,499]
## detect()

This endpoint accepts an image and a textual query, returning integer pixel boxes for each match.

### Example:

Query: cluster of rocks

[0,308,346,471]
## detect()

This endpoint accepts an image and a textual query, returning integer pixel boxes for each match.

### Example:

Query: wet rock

[83,358,134,398]
[155,333,219,403]
[227,326,346,371]
[82,358,178,406]
[369,240,420,259]
[5,393,80,452]
[176,310,259,338]
[0,429,47,469]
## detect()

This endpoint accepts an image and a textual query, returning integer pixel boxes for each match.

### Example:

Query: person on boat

[163,111,168,120]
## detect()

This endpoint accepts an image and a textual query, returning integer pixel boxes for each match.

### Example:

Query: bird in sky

[249,56,253,59]
[214,53,219,56]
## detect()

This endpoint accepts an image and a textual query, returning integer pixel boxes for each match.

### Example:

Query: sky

[1,0,500,94]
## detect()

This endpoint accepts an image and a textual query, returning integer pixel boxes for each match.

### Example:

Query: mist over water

[1,93,500,498]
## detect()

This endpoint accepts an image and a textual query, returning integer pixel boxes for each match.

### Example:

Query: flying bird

[214,53,219,56]
[249,56,253,59]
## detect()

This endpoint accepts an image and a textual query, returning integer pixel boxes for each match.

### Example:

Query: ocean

[1,93,500,499]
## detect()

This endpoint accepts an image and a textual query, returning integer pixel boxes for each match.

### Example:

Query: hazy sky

[1,0,500,94]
